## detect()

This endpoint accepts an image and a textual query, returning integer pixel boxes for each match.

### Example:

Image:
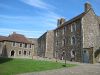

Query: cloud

[0,11,62,28]
[0,15,34,23]
[0,28,44,38]
[0,0,63,38]
[19,0,63,27]
[21,0,55,10]
[0,11,62,38]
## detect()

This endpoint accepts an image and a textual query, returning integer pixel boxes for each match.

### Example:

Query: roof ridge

[0,33,33,44]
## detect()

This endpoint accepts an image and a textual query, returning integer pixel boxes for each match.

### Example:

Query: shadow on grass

[62,64,67,67]
[0,57,13,64]
[62,64,77,68]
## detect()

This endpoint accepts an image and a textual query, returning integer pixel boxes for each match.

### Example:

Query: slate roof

[55,7,100,30]
[55,12,86,30]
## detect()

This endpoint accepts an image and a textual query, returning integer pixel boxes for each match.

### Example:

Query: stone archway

[61,51,65,60]
[11,50,15,56]
[70,50,75,61]
[94,48,100,63]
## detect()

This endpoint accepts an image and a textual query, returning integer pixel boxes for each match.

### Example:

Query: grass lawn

[0,58,76,75]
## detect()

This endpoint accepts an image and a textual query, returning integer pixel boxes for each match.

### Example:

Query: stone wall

[1,41,34,58]
[45,30,54,58]
[82,8,100,63]
[28,38,38,56]
[88,47,93,63]
[38,32,46,57]
[38,30,54,58]
[82,9,99,49]
[54,19,83,62]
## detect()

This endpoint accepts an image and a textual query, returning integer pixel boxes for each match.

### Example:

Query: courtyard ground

[18,63,100,75]
[17,57,100,75]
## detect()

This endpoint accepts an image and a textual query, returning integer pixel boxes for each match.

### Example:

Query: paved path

[18,63,100,75]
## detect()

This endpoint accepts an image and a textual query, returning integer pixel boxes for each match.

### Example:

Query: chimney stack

[13,32,16,34]
[57,18,65,27]
[85,2,92,12]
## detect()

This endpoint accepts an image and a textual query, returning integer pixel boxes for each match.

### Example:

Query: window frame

[12,42,16,47]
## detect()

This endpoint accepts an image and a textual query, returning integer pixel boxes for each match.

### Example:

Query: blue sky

[0,0,100,38]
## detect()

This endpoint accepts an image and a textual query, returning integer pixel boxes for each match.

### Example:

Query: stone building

[38,30,54,59]
[28,38,38,56]
[0,32,34,58]
[54,3,100,63]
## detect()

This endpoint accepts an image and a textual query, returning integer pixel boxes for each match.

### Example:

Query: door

[83,49,89,63]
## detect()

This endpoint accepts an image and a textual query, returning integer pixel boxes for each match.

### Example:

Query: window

[29,44,31,48]
[12,42,16,46]
[62,39,66,46]
[20,43,22,47]
[56,41,58,46]
[29,51,30,55]
[71,23,76,32]
[76,22,81,29]
[24,51,26,55]
[19,51,21,55]
[62,28,64,35]
[64,27,66,33]
[55,30,58,37]
[24,43,27,48]
[62,27,66,35]
[71,50,75,58]
[67,37,70,44]
[71,36,76,45]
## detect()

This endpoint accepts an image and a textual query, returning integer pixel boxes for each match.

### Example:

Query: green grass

[0,58,76,75]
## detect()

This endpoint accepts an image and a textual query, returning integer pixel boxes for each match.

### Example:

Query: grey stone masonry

[54,2,100,63]
[38,30,54,59]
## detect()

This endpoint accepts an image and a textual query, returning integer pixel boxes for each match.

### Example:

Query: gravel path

[17,63,100,75]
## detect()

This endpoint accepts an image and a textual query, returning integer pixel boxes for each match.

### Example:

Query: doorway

[11,50,15,56]
[83,49,89,63]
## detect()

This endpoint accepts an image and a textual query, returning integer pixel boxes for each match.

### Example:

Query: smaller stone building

[0,32,34,58]
[38,30,54,59]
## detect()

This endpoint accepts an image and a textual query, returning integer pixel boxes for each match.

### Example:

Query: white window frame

[12,42,16,47]
[62,39,66,46]
[29,51,31,55]
[71,23,76,32]
[71,36,76,45]
[24,43,28,48]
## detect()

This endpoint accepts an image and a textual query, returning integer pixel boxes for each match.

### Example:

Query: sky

[0,0,100,38]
